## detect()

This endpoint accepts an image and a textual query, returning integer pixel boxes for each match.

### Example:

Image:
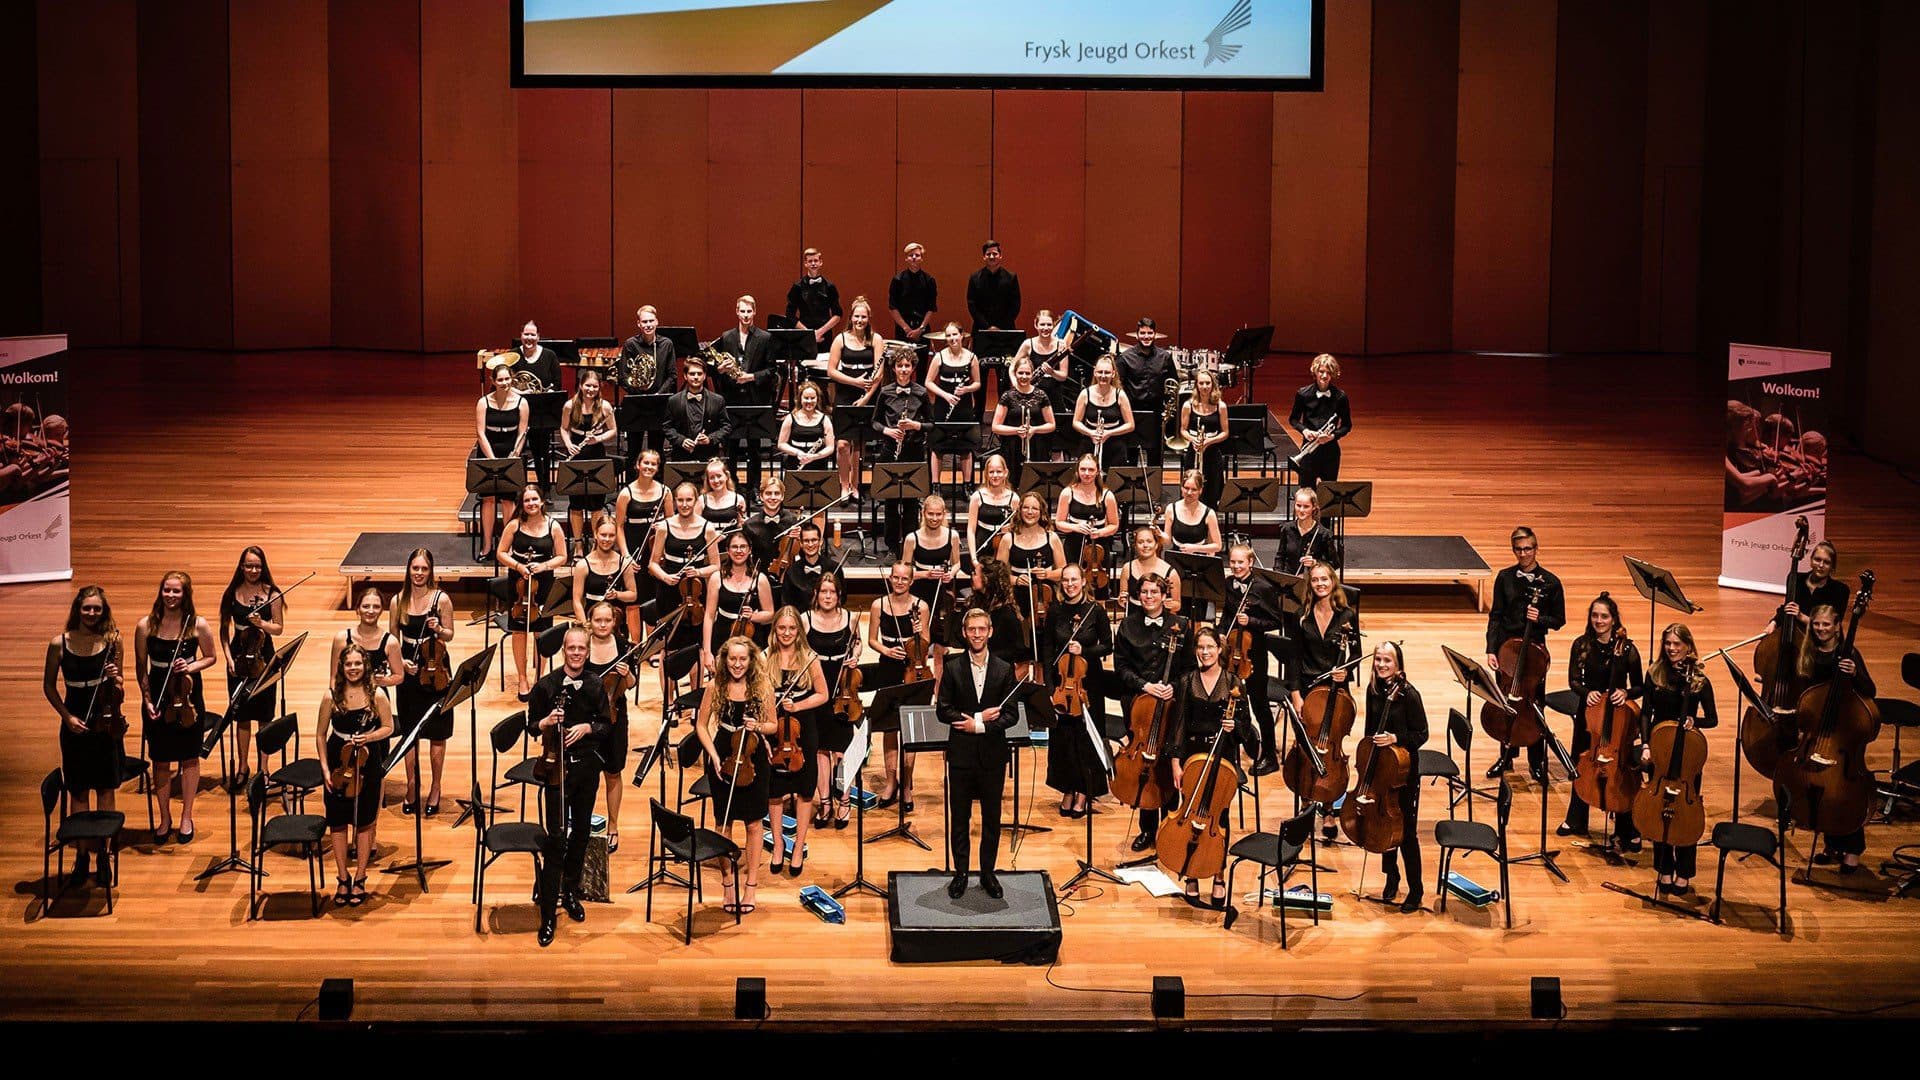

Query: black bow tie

[1144,617,1164,628]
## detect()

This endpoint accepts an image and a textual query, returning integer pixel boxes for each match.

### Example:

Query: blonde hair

[769,606,817,677]
[1308,563,1348,611]
[1310,353,1341,380]
[700,637,774,741]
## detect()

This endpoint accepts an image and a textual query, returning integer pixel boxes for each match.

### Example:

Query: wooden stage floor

[3,349,1917,1030]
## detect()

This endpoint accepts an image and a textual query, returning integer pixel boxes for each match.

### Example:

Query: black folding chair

[1710,795,1789,933]
[39,768,125,915]
[1222,807,1319,945]
[645,798,741,944]
[259,714,322,814]
[1436,777,1513,928]
[470,778,547,933]
[245,773,326,918]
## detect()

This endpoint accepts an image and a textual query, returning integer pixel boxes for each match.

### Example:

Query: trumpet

[1091,418,1112,472]
[1289,416,1337,467]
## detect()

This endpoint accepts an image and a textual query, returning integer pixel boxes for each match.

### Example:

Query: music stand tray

[1623,555,1701,651]
[466,457,528,501]
[1316,481,1373,520]
[1165,551,1227,609]
[974,329,1026,361]
[1019,461,1076,503]
[767,327,816,362]
[872,463,932,503]
[1221,476,1281,518]
[662,460,705,491]
[1107,466,1161,515]
[782,470,841,512]
[556,459,617,505]
[831,404,876,440]
[618,393,670,433]
[525,391,567,431]
[659,326,699,359]
[1227,410,1270,458]
[730,405,780,443]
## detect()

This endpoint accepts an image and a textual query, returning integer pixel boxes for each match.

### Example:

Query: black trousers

[1294,441,1340,491]
[733,433,766,494]
[1243,643,1276,762]
[1379,784,1423,891]
[1824,828,1866,856]
[1652,842,1697,877]
[537,766,598,925]
[948,761,1007,875]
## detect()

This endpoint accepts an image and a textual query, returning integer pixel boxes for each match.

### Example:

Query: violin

[1283,626,1357,805]
[329,738,370,792]
[1111,615,1185,809]
[533,686,572,787]
[677,571,708,627]
[412,589,452,693]
[228,571,315,683]
[1221,576,1259,681]
[157,621,200,729]
[727,561,762,641]
[1156,682,1245,882]
[1573,635,1643,814]
[769,671,809,775]
[714,704,761,789]
[598,636,646,710]
[1049,602,1097,718]
[1631,661,1709,848]
[1480,584,1550,748]
[1079,536,1111,594]
[830,663,864,728]
[904,602,934,683]
[81,631,128,738]
[1774,572,1880,837]
[1742,514,1810,779]
[1339,678,1412,853]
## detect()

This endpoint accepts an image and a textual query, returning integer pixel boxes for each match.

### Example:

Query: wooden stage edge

[2,348,1918,1030]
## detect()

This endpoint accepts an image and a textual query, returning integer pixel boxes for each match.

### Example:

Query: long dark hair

[219,545,277,640]
[65,585,116,637]
[1580,591,1625,643]
[978,558,1016,609]
[395,546,437,622]
[332,643,376,705]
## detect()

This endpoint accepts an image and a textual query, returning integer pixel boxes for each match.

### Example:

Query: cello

[1572,635,1643,814]
[1631,659,1709,848]
[1156,683,1245,882]
[1742,515,1811,779]
[1774,572,1880,838]
[1339,677,1412,852]
[1283,626,1358,807]
[1110,617,1185,809]
[1480,584,1550,749]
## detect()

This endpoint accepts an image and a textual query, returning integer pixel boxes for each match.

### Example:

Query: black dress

[709,574,766,653]
[322,699,386,831]
[933,352,976,422]
[474,394,521,459]
[506,520,560,632]
[872,599,921,689]
[1166,504,1214,553]
[656,522,710,653]
[832,335,876,408]
[1186,404,1226,507]
[700,492,746,532]
[577,553,629,623]
[621,483,667,613]
[396,594,454,742]
[582,642,632,774]
[1043,599,1113,797]
[1006,535,1057,662]
[908,528,958,646]
[563,405,612,512]
[58,636,124,793]
[806,613,858,753]
[1060,488,1109,566]
[1081,392,1127,465]
[970,491,1016,569]
[784,412,828,471]
[223,592,277,727]
[1276,519,1342,574]
[1289,606,1360,695]
[708,698,771,824]
[768,664,822,798]
[998,385,1053,475]
[143,625,207,764]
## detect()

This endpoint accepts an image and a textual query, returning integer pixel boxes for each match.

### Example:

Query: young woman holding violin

[43,586,126,885]
[572,511,639,627]
[776,379,836,474]
[696,637,778,914]
[805,576,862,828]
[967,454,1019,589]
[1276,487,1341,576]
[1640,624,1716,893]
[1799,603,1877,872]
[1289,562,1359,844]
[704,532,775,670]
[767,606,831,875]
[1055,454,1120,569]
[473,360,529,559]
[558,369,618,551]
[137,571,218,845]
[868,562,930,809]
[219,545,285,785]
[649,481,719,681]
[699,456,746,532]
[1161,470,1223,557]
[998,492,1065,666]
[330,587,404,694]
[1362,642,1428,913]
[392,549,455,816]
[1044,563,1113,817]
[1114,574,1194,853]
[1117,526,1183,615]
[497,484,568,699]
[1167,623,1250,907]
[614,448,668,640]
[902,493,960,664]
[318,643,392,908]
[1558,593,1645,849]
[581,601,635,853]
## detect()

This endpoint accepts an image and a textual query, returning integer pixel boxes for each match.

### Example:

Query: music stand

[1107,465,1160,532]
[1002,680,1054,838]
[1624,556,1703,660]
[619,393,671,457]
[1165,551,1227,612]
[659,326,699,361]
[1442,645,1508,823]
[782,470,840,512]
[662,460,705,492]
[465,457,528,558]
[382,644,495,889]
[1019,461,1075,505]
[196,632,309,881]
[832,718,886,900]
[1316,480,1372,557]
[930,421,980,495]
[872,462,931,505]
[1221,476,1280,531]
[556,459,617,521]
[866,681,937,851]
[524,389,567,430]
[1059,700,1124,893]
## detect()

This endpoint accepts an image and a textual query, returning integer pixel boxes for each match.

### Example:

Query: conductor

[936,607,1018,900]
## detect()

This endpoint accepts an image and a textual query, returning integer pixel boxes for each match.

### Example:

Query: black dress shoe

[1130,832,1155,853]
[947,872,968,900]
[1811,851,1838,866]
[1399,892,1423,914]
[561,892,586,922]
[538,918,557,947]
[1381,869,1400,903]
[979,872,1004,900]
[1484,760,1510,779]
[1556,823,1587,838]
[1251,755,1280,778]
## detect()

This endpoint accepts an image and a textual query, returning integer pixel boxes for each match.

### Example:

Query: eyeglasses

[1512,545,1536,554]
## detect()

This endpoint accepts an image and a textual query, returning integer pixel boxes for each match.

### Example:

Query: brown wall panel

[1452,0,1554,351]
[138,0,232,348]
[329,0,421,351]
[1271,0,1369,356]
[991,90,1086,322]
[37,0,139,345]
[800,90,898,318]
[1365,0,1458,354]
[1863,1,1920,466]
[1180,93,1272,349]
[612,89,708,336]
[422,0,516,351]
[230,0,330,349]
[519,89,613,339]
[1550,0,1649,353]
[705,91,803,330]
[1084,92,1180,333]
[895,90,992,331]
[1640,0,1706,351]
[1,2,40,336]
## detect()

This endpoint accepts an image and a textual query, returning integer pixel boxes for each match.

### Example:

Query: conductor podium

[885,870,1063,964]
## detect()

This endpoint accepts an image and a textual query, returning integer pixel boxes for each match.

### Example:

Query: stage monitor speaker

[735,977,767,1020]
[1152,975,1185,1020]
[1530,976,1562,1020]
[318,978,354,1021]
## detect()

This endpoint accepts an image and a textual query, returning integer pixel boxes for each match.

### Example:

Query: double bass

[1774,572,1880,837]
[1480,585,1550,749]
[1110,616,1185,809]
[1631,659,1710,848]
[1156,683,1245,882]
[1572,635,1643,814]
[1742,515,1811,779]
[1339,677,1412,852]
[1283,626,1357,806]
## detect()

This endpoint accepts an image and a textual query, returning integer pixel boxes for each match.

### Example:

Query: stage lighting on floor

[1530,976,1563,1020]
[318,978,354,1021]
[735,976,767,1020]
[1152,975,1185,1020]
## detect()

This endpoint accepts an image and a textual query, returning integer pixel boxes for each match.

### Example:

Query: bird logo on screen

[1205,0,1252,66]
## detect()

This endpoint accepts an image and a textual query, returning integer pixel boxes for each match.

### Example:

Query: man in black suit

[936,608,1020,900]
[665,357,731,462]
[1117,317,1174,469]
[717,294,778,490]
[525,626,612,947]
